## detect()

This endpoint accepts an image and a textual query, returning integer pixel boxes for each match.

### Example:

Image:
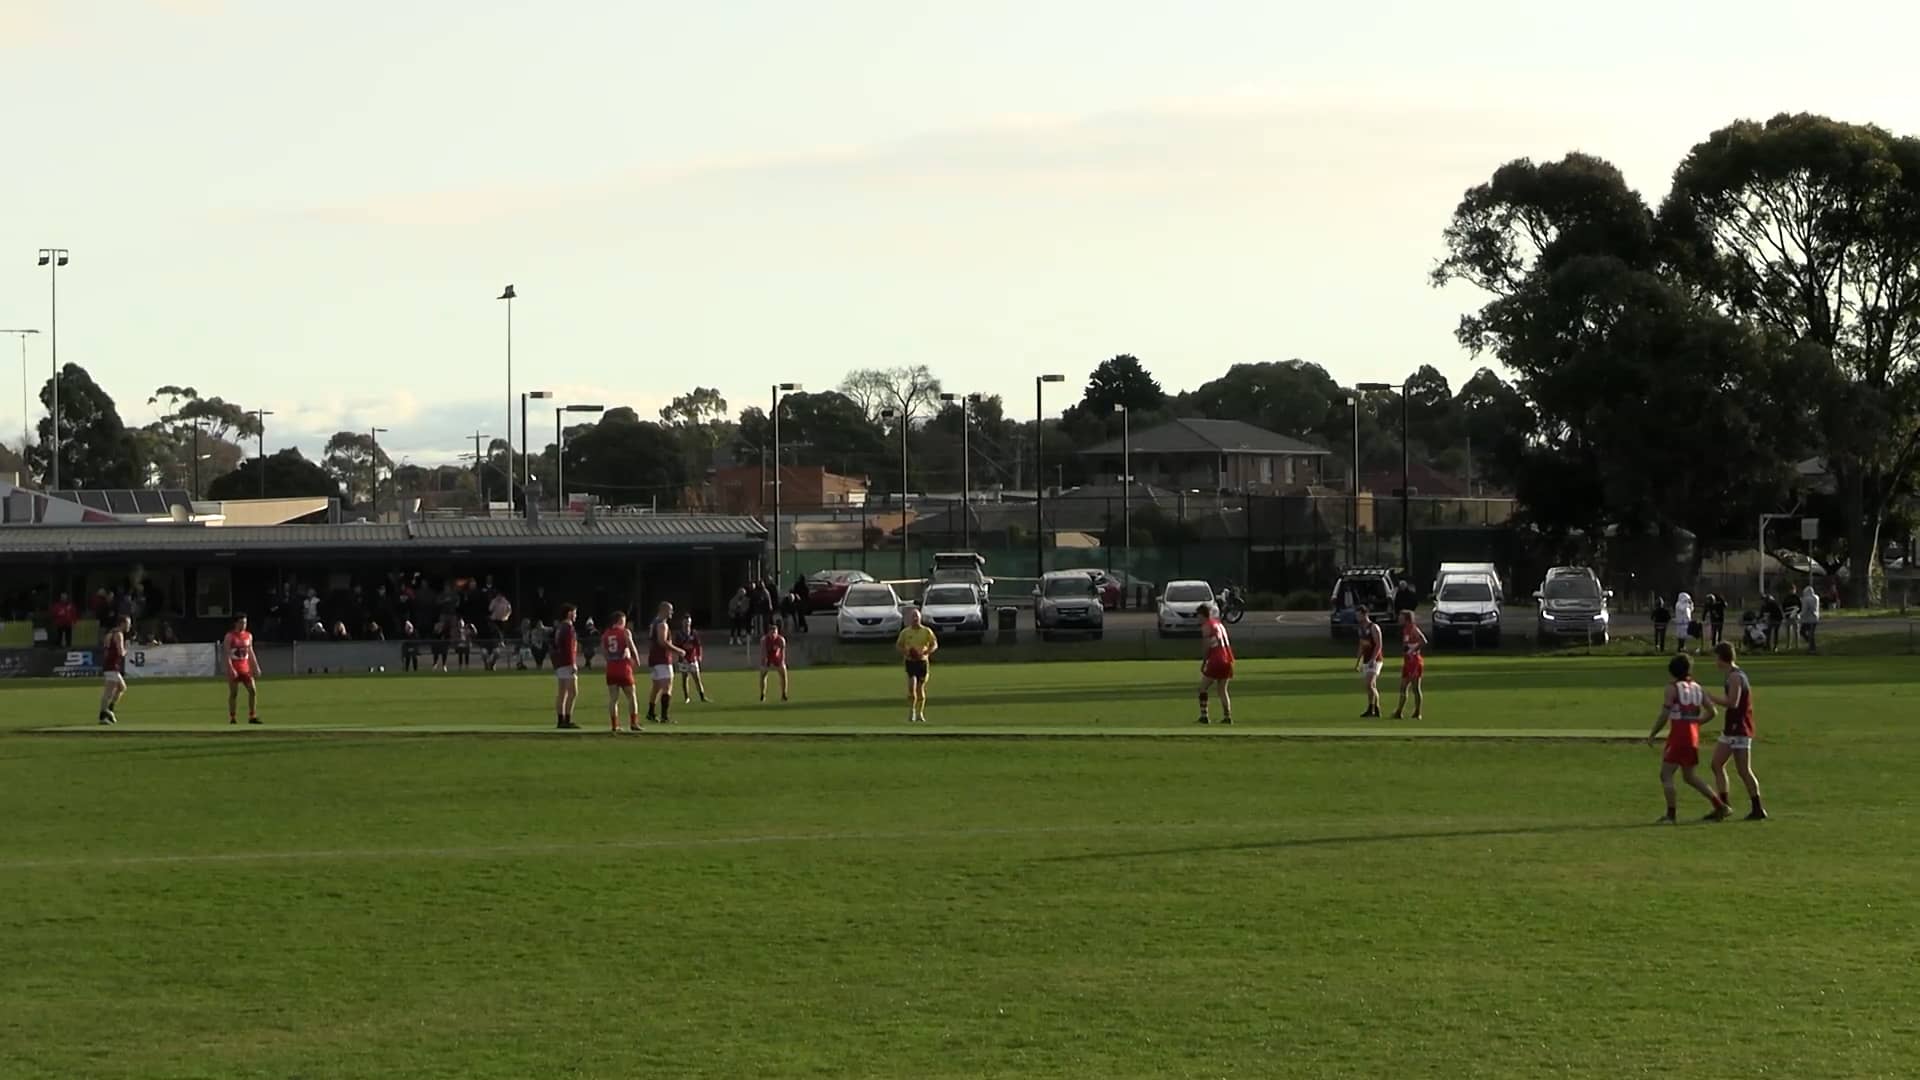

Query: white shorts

[675,661,700,676]
[103,672,126,691]
[649,663,674,683]
[1360,660,1382,680]
[1717,735,1754,751]
[554,665,577,682]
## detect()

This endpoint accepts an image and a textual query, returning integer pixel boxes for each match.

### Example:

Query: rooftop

[1081,418,1330,458]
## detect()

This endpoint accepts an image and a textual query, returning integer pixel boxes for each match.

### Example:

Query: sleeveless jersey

[102,634,126,675]
[673,629,702,664]
[550,623,577,667]
[1722,668,1755,738]
[224,630,254,673]
[762,632,786,665]
[1402,625,1423,655]
[1359,623,1382,663]
[1203,618,1234,664]
[1665,679,1707,750]
[601,627,635,669]
[646,618,673,667]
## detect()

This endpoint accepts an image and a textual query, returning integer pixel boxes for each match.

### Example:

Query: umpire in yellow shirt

[894,607,939,724]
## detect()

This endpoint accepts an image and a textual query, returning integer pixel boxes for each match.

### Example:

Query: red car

[805,570,877,610]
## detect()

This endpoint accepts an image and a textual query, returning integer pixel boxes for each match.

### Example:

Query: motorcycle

[1217,584,1247,625]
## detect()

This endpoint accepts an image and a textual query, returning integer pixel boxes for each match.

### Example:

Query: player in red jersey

[643,602,686,724]
[601,611,642,732]
[673,614,709,704]
[1195,602,1235,725]
[1647,653,1733,823]
[759,623,790,702]
[1390,610,1428,720]
[550,604,580,729]
[223,613,262,725]
[1707,642,1766,820]
[98,615,130,725]
[1352,606,1385,718]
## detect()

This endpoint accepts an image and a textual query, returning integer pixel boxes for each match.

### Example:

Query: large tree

[206,449,340,501]
[322,431,395,507]
[562,411,687,506]
[1660,113,1920,602]
[1079,354,1167,416]
[839,365,943,426]
[26,364,143,489]
[1434,153,1816,552]
[734,391,889,483]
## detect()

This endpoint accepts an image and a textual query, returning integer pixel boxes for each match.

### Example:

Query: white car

[837,583,906,641]
[1157,579,1216,637]
[1430,574,1502,646]
[918,583,986,643]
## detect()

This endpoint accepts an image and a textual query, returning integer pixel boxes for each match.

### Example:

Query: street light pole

[1119,403,1131,575]
[497,285,516,499]
[882,407,912,581]
[36,249,68,490]
[1357,379,1412,573]
[1,330,39,462]
[250,409,274,499]
[522,389,551,504]
[470,430,491,505]
[1034,374,1065,579]
[940,391,981,548]
[369,427,389,519]
[769,383,799,582]
[1346,393,1359,565]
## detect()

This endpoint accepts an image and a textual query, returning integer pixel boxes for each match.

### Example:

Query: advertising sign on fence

[126,644,218,680]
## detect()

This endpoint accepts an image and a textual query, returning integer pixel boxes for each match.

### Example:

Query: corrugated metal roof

[1081,418,1330,457]
[0,514,766,556]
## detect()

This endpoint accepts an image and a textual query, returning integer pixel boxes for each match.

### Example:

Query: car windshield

[923,586,975,606]
[1164,583,1212,603]
[843,586,896,608]
[1439,581,1494,602]
[1544,577,1600,600]
[1043,577,1094,598]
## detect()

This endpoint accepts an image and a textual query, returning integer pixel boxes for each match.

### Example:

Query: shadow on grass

[1039,821,1655,862]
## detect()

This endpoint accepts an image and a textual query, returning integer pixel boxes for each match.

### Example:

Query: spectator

[529,619,550,668]
[1651,595,1671,652]
[727,587,751,645]
[302,588,321,630]
[456,619,475,670]
[364,620,386,641]
[1799,582,1821,654]
[332,621,352,641]
[1760,592,1784,651]
[580,617,599,671]
[50,593,77,650]
[1394,578,1416,615]
[488,590,513,643]
[1671,591,1696,655]
[159,621,179,645]
[1706,593,1728,647]
[790,576,811,634]
[400,620,420,671]
[749,580,774,638]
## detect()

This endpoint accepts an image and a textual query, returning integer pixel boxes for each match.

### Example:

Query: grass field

[3,654,1917,1079]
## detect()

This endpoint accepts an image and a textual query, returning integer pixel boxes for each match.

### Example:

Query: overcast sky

[4,0,1918,467]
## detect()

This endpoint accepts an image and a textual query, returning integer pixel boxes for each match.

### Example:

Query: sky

[4,0,1920,468]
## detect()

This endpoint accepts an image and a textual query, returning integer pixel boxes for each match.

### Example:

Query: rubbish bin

[997,606,1019,637]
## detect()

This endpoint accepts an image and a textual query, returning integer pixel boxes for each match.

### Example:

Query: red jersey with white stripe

[1203,618,1234,665]
[1722,668,1755,738]
[1664,678,1707,751]
[551,623,577,668]
[223,631,254,675]
[601,627,636,672]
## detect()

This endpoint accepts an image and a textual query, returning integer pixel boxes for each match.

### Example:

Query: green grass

[3,655,1917,1079]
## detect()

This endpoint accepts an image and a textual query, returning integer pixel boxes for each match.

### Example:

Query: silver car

[1035,571,1105,640]
[919,583,987,643]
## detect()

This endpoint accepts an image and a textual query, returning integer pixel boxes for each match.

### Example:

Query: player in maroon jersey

[601,612,641,732]
[759,623,789,702]
[1195,602,1235,725]
[1390,610,1427,720]
[643,602,685,724]
[1707,642,1766,820]
[98,615,130,725]
[673,614,709,704]
[223,613,262,725]
[1352,606,1385,717]
[550,604,580,729]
